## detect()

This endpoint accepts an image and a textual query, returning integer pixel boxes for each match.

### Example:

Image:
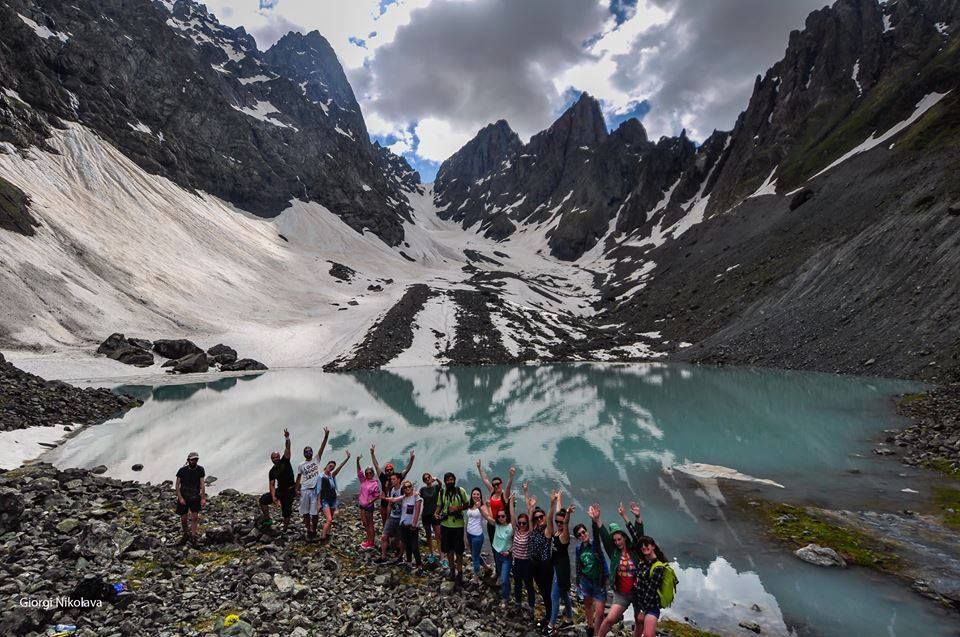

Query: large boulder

[0,488,24,532]
[153,339,203,359]
[794,543,847,567]
[96,333,154,367]
[207,344,238,365]
[171,352,210,374]
[221,358,268,372]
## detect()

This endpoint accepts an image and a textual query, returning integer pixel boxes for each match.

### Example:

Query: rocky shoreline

[0,353,139,432]
[893,384,960,477]
[0,464,706,637]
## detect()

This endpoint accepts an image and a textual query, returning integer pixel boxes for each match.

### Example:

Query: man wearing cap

[370,444,415,525]
[175,451,206,545]
[295,426,330,540]
[258,428,295,532]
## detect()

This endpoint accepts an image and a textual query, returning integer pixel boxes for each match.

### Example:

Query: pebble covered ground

[0,463,708,637]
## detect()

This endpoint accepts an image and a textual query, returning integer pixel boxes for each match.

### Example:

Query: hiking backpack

[651,561,679,608]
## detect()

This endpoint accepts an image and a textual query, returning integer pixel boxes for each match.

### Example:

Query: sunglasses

[497,513,507,519]
[555,519,565,524]
[492,481,502,487]
[518,521,529,526]
[533,515,544,521]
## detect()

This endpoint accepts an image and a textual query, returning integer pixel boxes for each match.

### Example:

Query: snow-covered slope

[0,123,657,377]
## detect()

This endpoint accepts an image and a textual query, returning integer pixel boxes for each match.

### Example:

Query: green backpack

[651,561,678,608]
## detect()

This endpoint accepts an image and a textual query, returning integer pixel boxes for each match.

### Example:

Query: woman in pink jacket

[356,455,381,549]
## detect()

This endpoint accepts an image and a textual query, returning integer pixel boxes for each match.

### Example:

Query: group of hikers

[174,428,677,637]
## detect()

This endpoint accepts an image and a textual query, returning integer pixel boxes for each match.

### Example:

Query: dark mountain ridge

[0,0,419,244]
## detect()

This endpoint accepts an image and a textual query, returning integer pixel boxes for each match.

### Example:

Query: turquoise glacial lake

[46,363,959,636]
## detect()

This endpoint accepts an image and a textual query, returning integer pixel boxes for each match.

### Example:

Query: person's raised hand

[587,504,599,520]
[509,466,516,477]
[618,501,627,519]
[630,502,641,519]
[283,428,289,438]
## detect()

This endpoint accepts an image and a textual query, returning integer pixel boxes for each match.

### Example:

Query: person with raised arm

[356,453,381,550]
[376,472,405,564]
[480,491,514,607]
[547,495,574,635]
[371,444,415,525]
[257,428,295,532]
[476,460,516,544]
[465,487,487,580]
[528,487,558,631]
[510,484,535,614]
[580,504,611,637]
[596,501,645,637]
[295,426,330,540]
[317,449,350,541]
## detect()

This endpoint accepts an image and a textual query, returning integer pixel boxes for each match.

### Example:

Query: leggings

[512,558,535,608]
[400,523,422,566]
[533,559,553,620]
[467,532,485,574]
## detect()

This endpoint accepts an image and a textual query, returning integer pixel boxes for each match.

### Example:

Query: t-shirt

[357,471,381,508]
[317,473,337,500]
[437,487,468,529]
[269,458,294,492]
[400,494,422,525]
[577,542,604,584]
[512,529,530,560]
[615,553,638,595]
[176,465,205,499]
[388,486,403,519]
[465,507,484,536]
[297,459,321,490]
[493,523,514,554]
[419,484,439,517]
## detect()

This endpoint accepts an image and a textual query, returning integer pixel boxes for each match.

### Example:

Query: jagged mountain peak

[611,117,648,146]
[434,118,523,191]
[531,92,608,150]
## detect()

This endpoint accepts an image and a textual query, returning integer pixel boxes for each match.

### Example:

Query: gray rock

[207,344,238,365]
[153,339,204,360]
[794,544,847,568]
[273,573,295,593]
[171,352,209,374]
[416,618,439,637]
[220,358,268,372]
[739,620,762,633]
[56,518,81,533]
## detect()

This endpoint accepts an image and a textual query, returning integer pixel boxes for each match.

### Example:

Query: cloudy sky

[204,0,827,181]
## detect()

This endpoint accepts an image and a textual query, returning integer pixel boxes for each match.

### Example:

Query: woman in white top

[398,479,423,570]
[466,487,486,578]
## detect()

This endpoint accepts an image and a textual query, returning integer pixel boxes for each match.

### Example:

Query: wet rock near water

[95,333,155,368]
[0,353,139,432]
[94,335,267,375]
[894,385,960,477]
[794,544,847,568]
[0,463,688,637]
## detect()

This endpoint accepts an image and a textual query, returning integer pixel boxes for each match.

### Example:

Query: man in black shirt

[258,428,295,532]
[175,451,206,544]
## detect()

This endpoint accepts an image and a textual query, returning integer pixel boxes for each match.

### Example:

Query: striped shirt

[512,529,531,560]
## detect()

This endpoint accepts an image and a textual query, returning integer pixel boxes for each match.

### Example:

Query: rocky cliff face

[0,0,418,244]
[435,0,959,262]
[433,93,723,260]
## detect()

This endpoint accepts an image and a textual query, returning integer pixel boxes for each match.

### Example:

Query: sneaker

[360,540,375,550]
[440,559,449,569]
[374,557,388,564]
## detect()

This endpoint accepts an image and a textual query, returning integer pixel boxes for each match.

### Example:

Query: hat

[187,451,199,460]
[608,522,629,540]
[385,463,395,471]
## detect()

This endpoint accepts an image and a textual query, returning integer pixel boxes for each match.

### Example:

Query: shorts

[637,607,660,620]
[321,497,338,511]
[384,516,402,538]
[423,514,439,538]
[176,496,201,515]
[610,589,633,609]
[578,577,608,602]
[359,502,376,512]
[259,489,295,518]
[299,489,319,516]
[440,525,465,555]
